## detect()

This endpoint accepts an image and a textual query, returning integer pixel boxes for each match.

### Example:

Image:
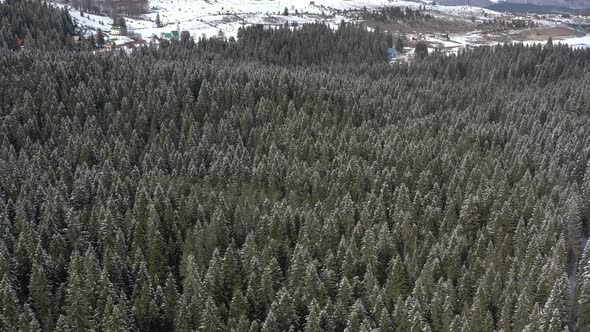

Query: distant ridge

[486,2,579,13]
[437,0,590,11]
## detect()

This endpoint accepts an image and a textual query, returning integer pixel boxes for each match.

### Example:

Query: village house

[126,39,147,48]
[110,25,127,36]
[158,30,184,41]
[160,32,173,40]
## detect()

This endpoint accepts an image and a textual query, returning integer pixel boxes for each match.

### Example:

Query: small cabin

[160,32,173,40]
[111,25,127,36]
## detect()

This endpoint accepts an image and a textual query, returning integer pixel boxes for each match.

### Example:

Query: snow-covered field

[424,29,590,53]
[55,0,590,51]
[62,0,413,39]
[60,5,113,32]
[61,0,505,39]
[559,34,590,48]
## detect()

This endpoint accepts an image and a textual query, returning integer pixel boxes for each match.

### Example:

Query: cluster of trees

[68,0,148,17]
[0,0,76,51]
[414,41,429,59]
[2,3,590,332]
[479,18,537,30]
[502,19,537,29]
[197,23,391,66]
[363,7,433,22]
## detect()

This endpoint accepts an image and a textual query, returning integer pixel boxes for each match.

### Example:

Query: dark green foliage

[0,0,76,51]
[0,19,589,332]
[415,40,429,59]
[96,28,105,47]
[155,13,162,28]
[396,36,404,53]
[198,22,390,66]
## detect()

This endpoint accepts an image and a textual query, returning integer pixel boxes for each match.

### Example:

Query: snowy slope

[140,0,429,38]
[54,0,590,50]
[60,0,494,38]
[55,4,113,34]
[58,0,433,39]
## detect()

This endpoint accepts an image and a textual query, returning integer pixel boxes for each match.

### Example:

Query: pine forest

[1,1,590,331]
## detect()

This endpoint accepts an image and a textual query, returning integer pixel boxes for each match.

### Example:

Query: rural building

[111,25,127,36]
[388,48,398,61]
[160,31,181,40]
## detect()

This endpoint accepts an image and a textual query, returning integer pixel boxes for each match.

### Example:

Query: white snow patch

[558,34,590,48]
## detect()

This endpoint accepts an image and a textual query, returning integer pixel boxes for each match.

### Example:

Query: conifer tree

[305,300,322,332]
[132,261,159,331]
[161,272,179,328]
[200,296,224,332]
[346,298,366,332]
[28,260,52,331]
[101,294,128,332]
[385,256,410,304]
[0,276,20,332]
[396,37,404,53]
[62,251,93,331]
[155,13,162,28]
[577,243,590,330]
[19,303,41,332]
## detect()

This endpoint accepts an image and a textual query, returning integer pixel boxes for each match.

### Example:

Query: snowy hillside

[60,0,390,39]
[60,0,504,40]
[55,0,590,53]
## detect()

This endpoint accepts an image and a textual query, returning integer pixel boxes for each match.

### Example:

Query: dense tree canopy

[1,2,590,331]
[202,22,392,66]
[0,0,76,51]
